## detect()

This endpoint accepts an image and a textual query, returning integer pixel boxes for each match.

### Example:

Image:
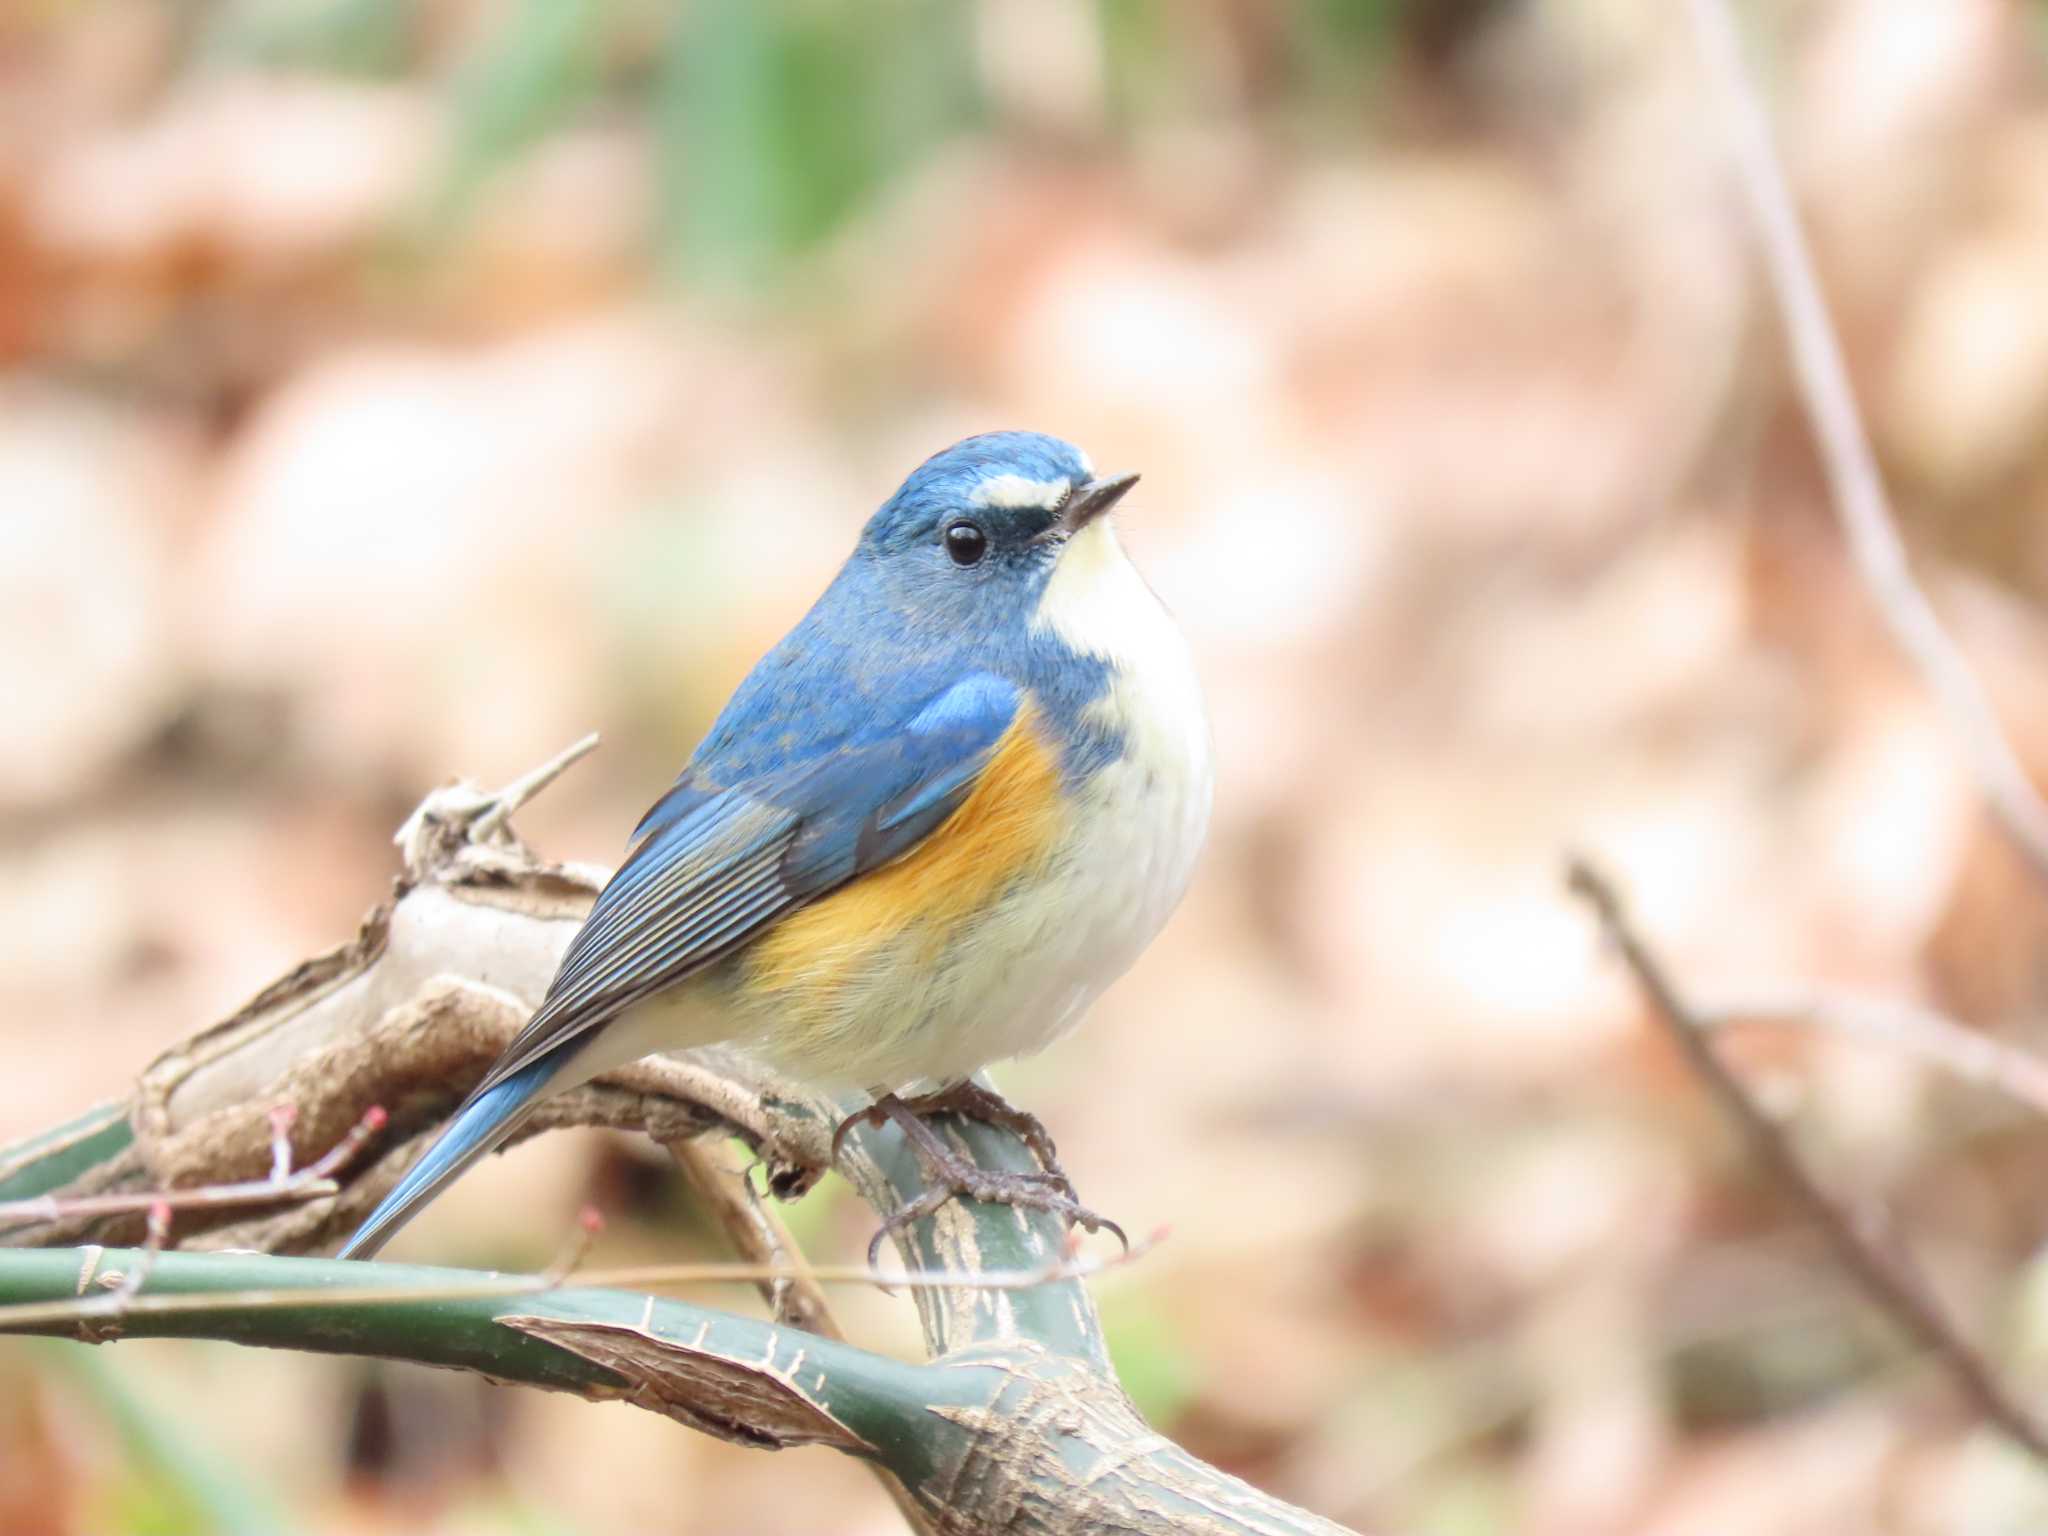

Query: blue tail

[337,1058,559,1260]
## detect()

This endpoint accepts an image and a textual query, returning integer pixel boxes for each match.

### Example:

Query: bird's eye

[944,520,988,566]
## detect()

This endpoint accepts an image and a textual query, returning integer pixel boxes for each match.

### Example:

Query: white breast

[953,517,1215,1070]
[1034,517,1213,820]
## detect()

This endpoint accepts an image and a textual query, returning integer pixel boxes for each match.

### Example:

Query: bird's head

[853,431,1138,637]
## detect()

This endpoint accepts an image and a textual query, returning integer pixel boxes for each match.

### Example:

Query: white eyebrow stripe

[971,473,1071,509]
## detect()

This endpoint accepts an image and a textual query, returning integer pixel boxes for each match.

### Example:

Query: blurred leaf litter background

[11,1,2048,1532]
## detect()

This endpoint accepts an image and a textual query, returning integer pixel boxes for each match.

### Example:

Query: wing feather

[465,673,1024,1097]
[553,790,775,972]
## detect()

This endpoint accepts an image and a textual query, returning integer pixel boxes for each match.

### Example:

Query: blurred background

[9,0,2048,1531]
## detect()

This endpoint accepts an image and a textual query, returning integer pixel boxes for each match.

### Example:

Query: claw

[829,1102,888,1166]
[841,1086,1129,1270]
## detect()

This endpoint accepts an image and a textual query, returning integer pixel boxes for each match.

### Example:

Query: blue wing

[337,672,1022,1259]
[477,669,1022,1093]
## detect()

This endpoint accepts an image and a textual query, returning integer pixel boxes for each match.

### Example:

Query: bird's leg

[829,1084,1072,1191]
[897,1081,1076,1198]
[831,1086,1127,1269]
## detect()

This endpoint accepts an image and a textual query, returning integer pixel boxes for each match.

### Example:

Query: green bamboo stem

[0,1100,135,1203]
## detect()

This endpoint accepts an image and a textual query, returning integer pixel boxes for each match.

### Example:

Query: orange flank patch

[745,710,1067,1005]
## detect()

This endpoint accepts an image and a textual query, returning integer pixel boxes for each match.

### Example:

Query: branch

[0,1248,914,1448]
[0,1245,1157,1336]
[0,741,1361,1536]
[1683,0,2048,885]
[0,1104,386,1237]
[1567,856,2048,1461]
[0,1245,1348,1536]
[1699,990,2048,1118]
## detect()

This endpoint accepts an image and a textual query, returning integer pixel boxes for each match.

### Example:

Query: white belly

[950,739,1212,1075]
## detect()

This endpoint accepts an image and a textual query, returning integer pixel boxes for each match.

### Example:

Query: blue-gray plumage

[339,432,1211,1260]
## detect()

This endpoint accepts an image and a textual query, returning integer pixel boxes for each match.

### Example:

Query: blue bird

[338,431,1212,1261]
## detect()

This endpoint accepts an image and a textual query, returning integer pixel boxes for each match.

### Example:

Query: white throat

[1031,511,1212,874]
[1034,519,1160,664]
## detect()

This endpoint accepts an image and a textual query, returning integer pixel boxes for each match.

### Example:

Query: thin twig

[1684,0,2048,884]
[0,1231,1164,1335]
[72,1200,171,1343]
[393,733,603,873]
[1702,990,2048,1118]
[0,1105,387,1233]
[267,1105,297,1182]
[541,1206,606,1287]
[1567,856,2048,1460]
[471,732,602,843]
[667,1136,841,1336]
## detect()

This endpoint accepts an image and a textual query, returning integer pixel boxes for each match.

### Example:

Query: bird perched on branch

[339,431,1212,1261]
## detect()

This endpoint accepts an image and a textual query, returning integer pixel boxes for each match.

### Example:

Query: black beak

[1062,471,1139,533]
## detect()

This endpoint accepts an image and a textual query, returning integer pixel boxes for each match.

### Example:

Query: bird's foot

[832,1086,1127,1269]
[829,1082,1073,1194]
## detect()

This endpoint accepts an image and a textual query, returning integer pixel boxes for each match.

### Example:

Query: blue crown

[861,432,1092,551]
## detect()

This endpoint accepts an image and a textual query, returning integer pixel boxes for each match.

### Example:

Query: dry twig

[1702,990,2048,1119]
[1683,0,2048,884]
[666,1135,840,1334]
[1568,856,2048,1461]
[0,1105,387,1237]
[540,1206,606,1287]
